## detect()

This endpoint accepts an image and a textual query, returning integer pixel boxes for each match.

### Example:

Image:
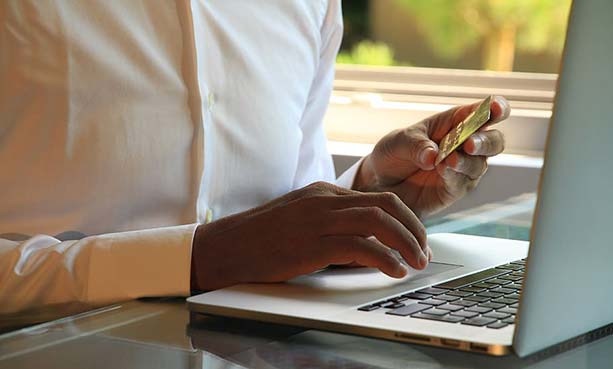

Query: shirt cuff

[84,223,198,303]
[335,156,365,189]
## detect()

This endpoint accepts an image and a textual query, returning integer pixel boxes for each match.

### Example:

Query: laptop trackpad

[289,262,461,292]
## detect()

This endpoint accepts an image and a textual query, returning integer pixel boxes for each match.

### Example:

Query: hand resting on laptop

[191,182,431,291]
[191,98,511,293]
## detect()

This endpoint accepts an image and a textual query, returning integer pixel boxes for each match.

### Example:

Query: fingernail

[418,252,428,268]
[494,96,510,119]
[395,263,409,277]
[419,147,435,165]
[471,135,483,154]
[427,246,434,261]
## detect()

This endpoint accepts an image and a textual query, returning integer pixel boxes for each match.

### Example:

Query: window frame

[326,64,557,157]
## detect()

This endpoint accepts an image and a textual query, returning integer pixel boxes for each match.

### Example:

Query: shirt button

[207,92,215,112]
[205,208,214,223]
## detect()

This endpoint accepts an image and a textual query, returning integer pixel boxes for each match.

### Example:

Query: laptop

[188,0,613,357]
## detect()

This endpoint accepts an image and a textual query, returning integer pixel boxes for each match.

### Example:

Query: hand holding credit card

[435,96,492,165]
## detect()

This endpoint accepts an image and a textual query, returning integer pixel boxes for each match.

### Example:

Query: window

[327,0,572,159]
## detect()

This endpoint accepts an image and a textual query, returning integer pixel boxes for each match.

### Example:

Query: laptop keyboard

[357,259,525,329]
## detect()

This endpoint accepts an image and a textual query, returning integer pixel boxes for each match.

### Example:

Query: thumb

[405,129,438,171]
[416,141,438,170]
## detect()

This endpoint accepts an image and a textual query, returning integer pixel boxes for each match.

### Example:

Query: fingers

[324,192,427,251]
[436,164,481,199]
[446,151,488,180]
[326,206,428,270]
[463,130,505,156]
[321,235,409,278]
[424,95,511,142]
[490,95,511,123]
[392,127,439,171]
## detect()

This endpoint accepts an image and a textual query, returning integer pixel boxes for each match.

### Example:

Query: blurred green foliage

[395,0,571,70]
[337,41,403,66]
[338,0,572,71]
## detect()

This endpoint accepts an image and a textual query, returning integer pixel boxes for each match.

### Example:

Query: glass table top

[1,193,610,369]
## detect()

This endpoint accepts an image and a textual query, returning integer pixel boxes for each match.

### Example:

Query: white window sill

[328,141,544,169]
[327,65,556,155]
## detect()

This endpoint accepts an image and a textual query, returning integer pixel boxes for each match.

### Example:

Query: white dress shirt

[0,0,359,319]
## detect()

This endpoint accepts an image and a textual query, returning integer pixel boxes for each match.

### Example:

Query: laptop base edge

[187,301,513,356]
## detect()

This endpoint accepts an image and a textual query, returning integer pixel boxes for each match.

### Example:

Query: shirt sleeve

[292,0,344,189]
[0,224,197,318]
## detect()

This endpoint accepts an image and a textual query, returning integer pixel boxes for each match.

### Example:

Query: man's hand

[191,182,431,291]
[353,96,511,218]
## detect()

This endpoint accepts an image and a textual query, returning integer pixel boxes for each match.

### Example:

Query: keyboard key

[490,287,515,294]
[479,302,506,310]
[476,291,504,299]
[446,290,473,297]
[510,260,526,265]
[422,308,449,316]
[436,294,460,302]
[435,268,508,289]
[358,305,380,312]
[459,286,486,293]
[510,302,519,308]
[386,303,431,317]
[393,296,409,302]
[390,303,405,309]
[505,293,521,300]
[419,299,446,306]
[497,307,517,315]
[417,287,447,295]
[483,312,511,320]
[464,295,490,303]
[453,299,478,307]
[403,292,431,300]
[506,284,523,291]
[438,304,464,312]
[496,264,523,271]
[451,310,479,318]
[486,278,512,285]
[466,306,492,314]
[487,322,509,329]
[412,313,465,323]
[502,316,516,324]
[379,301,396,308]
[471,282,496,289]
[462,317,497,327]
[493,298,517,305]
[499,275,523,282]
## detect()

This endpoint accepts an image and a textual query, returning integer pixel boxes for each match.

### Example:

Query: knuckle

[365,206,386,222]
[467,178,481,192]
[379,191,400,206]
[475,157,487,172]
[303,181,335,198]
[345,236,366,254]
[309,181,328,191]
[381,249,398,265]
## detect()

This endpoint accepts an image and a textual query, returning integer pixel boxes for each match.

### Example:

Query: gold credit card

[435,96,492,165]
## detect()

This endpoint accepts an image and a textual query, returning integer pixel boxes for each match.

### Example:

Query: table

[1,194,610,369]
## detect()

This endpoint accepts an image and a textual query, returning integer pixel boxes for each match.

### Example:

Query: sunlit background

[338,0,572,72]
[327,0,570,218]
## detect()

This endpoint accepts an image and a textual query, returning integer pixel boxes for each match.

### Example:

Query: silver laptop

[188,0,613,357]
